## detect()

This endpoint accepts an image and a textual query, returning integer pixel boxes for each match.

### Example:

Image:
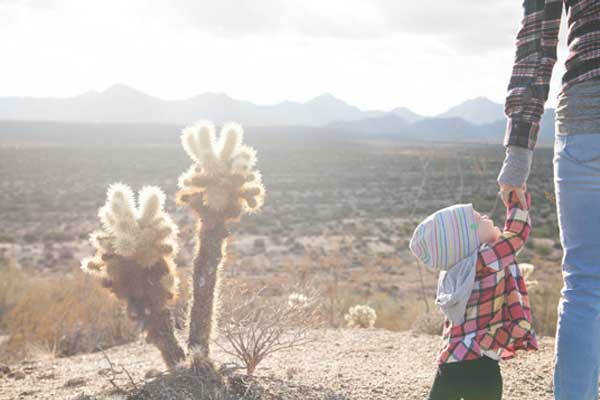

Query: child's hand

[506,189,531,210]
[499,183,528,210]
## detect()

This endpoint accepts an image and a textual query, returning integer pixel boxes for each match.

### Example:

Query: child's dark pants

[428,356,502,400]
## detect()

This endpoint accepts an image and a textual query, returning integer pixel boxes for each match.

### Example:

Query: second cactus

[176,121,265,357]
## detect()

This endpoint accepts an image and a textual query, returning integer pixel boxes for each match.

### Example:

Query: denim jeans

[554,133,600,400]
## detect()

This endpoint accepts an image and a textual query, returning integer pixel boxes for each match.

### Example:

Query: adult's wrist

[497,146,533,187]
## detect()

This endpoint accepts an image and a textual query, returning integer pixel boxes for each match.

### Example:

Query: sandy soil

[0,329,557,400]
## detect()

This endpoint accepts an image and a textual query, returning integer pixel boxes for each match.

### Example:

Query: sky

[0,0,569,116]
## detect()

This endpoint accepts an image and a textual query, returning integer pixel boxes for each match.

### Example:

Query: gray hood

[435,251,478,325]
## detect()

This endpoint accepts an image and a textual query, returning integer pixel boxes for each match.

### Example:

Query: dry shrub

[0,258,25,331]
[411,311,445,336]
[216,284,323,375]
[529,275,562,337]
[2,272,139,359]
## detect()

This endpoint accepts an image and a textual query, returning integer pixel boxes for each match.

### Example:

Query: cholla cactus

[520,263,538,289]
[81,183,185,368]
[176,121,265,358]
[288,293,308,309]
[345,305,377,329]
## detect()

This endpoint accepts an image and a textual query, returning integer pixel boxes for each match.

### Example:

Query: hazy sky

[0,0,569,115]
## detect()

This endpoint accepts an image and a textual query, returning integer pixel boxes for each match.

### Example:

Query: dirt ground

[0,329,559,400]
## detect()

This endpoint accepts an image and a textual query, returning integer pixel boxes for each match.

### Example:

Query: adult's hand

[498,183,528,210]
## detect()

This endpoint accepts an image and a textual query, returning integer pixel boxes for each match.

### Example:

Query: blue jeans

[554,133,600,400]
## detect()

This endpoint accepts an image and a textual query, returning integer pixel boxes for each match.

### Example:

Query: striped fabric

[409,204,479,272]
[437,193,538,364]
[505,0,600,150]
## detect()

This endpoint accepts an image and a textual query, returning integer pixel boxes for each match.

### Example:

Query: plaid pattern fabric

[437,193,538,364]
[505,0,600,150]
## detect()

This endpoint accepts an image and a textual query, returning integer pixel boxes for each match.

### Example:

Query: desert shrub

[527,267,562,337]
[43,231,74,242]
[0,234,16,243]
[411,311,444,335]
[535,244,552,257]
[3,272,139,359]
[253,238,266,251]
[344,305,376,328]
[0,258,25,331]
[216,285,322,375]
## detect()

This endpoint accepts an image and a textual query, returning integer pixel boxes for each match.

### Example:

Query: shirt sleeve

[504,0,563,150]
[478,192,532,271]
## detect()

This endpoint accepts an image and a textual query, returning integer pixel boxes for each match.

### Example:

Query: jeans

[554,133,600,400]
[428,357,502,400]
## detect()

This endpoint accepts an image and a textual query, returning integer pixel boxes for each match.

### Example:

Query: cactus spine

[81,184,185,368]
[177,121,265,357]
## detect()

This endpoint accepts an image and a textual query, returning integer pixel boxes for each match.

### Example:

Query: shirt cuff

[497,146,533,187]
[504,118,540,150]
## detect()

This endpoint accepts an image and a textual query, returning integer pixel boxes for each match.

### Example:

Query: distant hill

[0,85,371,127]
[437,97,505,125]
[0,85,556,146]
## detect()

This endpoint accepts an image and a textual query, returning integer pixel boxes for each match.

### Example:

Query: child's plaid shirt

[437,193,538,364]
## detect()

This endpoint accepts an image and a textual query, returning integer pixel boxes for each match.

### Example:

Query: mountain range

[0,84,556,145]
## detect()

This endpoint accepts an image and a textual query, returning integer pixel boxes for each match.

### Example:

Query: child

[409,191,538,400]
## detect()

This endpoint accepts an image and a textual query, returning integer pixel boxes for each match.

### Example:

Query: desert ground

[0,133,566,399]
[0,329,557,400]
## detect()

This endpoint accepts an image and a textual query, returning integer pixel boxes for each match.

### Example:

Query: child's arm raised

[478,191,532,271]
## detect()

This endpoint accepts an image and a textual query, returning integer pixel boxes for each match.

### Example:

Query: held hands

[498,183,528,210]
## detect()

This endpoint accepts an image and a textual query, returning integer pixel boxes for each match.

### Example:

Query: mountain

[438,97,505,125]
[0,85,373,126]
[390,107,423,124]
[0,85,558,146]
[327,113,409,136]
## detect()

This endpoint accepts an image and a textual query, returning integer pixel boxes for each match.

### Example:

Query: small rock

[64,377,87,388]
[11,370,26,380]
[19,390,38,397]
[38,372,56,380]
[144,369,162,379]
[0,364,10,376]
[97,368,111,376]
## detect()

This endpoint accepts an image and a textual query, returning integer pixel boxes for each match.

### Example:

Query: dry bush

[2,272,139,359]
[215,285,323,375]
[528,272,562,337]
[0,258,25,331]
[411,311,445,335]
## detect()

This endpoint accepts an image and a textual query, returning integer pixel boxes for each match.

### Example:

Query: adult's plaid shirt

[505,0,600,150]
[437,193,538,364]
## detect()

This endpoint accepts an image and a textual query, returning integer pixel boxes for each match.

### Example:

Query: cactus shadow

[126,366,348,400]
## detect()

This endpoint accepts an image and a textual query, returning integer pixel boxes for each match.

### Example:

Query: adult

[497,1,600,399]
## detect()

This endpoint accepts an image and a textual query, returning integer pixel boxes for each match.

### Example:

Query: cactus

[344,305,377,329]
[176,121,265,357]
[520,263,538,288]
[81,183,185,368]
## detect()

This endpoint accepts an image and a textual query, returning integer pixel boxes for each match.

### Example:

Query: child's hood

[409,203,480,272]
[435,252,478,325]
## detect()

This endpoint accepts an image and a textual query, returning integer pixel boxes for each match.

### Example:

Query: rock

[144,369,162,379]
[0,364,10,375]
[11,370,26,380]
[38,372,56,380]
[63,377,87,388]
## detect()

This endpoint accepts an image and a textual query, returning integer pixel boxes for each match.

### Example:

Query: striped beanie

[409,204,480,272]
